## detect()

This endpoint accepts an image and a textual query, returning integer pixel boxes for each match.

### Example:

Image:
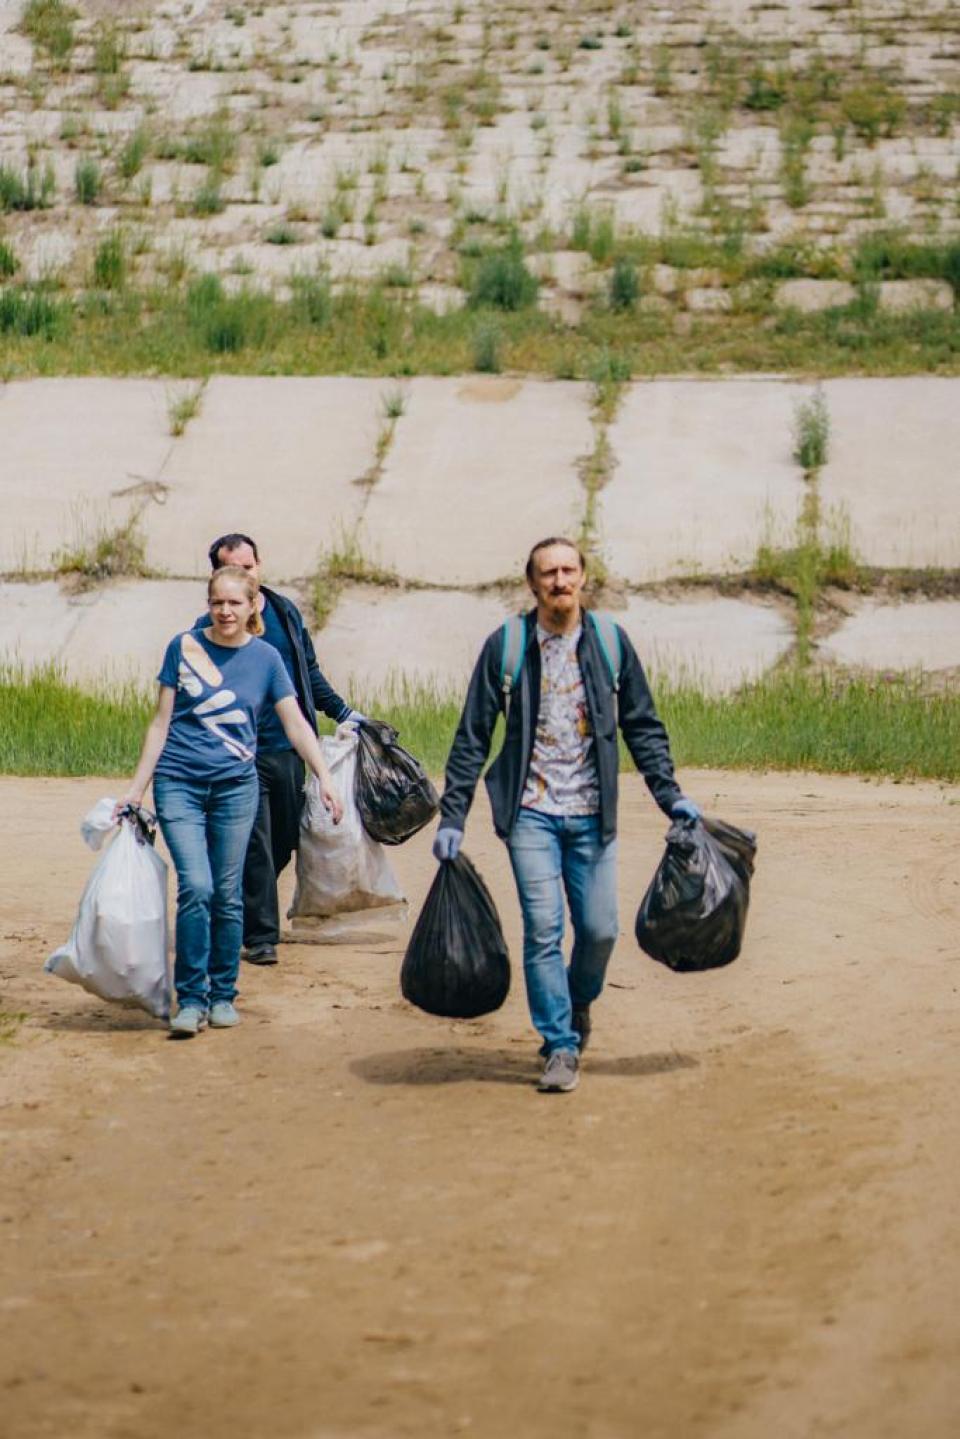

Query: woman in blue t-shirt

[119,565,343,1037]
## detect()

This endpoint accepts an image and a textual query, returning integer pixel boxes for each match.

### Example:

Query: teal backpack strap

[587,610,622,692]
[499,615,527,716]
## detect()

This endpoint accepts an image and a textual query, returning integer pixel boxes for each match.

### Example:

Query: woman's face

[208,576,254,641]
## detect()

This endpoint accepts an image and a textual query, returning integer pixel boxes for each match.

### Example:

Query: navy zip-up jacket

[439,609,682,846]
[194,585,350,734]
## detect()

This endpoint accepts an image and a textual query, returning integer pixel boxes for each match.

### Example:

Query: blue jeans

[154,772,259,1010]
[506,809,619,1055]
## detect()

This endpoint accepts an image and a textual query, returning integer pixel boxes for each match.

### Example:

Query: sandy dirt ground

[1,769,958,1439]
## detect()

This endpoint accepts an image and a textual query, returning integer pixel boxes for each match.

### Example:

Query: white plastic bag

[46,802,171,1020]
[290,725,404,919]
[80,796,120,850]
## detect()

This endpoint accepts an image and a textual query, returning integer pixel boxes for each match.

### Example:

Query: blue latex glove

[671,798,702,822]
[346,710,368,727]
[432,827,463,863]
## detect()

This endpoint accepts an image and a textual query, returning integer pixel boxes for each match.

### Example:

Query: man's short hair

[525,536,586,583]
[208,532,258,570]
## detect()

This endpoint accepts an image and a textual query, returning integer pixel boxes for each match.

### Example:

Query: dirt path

[1,770,958,1439]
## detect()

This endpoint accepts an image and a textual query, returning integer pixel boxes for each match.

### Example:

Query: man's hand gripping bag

[401,853,510,1018]
[636,817,757,972]
[355,719,439,846]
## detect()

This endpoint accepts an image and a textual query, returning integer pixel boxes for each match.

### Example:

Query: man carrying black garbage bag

[433,537,701,1094]
[201,533,367,965]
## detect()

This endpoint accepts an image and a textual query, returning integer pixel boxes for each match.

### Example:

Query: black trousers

[242,748,306,948]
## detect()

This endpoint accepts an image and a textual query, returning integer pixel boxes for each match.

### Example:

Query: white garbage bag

[46,802,172,1020]
[80,796,120,850]
[290,725,405,919]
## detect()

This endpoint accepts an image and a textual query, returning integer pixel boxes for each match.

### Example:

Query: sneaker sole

[208,1016,240,1029]
[537,1074,580,1093]
[243,952,278,966]
[169,1021,206,1039]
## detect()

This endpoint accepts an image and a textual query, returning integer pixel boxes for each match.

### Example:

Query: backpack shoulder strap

[499,615,527,711]
[587,611,622,692]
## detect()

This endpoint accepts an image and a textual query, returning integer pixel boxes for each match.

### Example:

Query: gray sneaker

[169,1005,207,1038]
[209,1001,240,1028]
[538,1049,580,1093]
[571,1005,592,1053]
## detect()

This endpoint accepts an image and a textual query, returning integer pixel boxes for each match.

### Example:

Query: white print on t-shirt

[194,689,254,762]
[177,633,255,763]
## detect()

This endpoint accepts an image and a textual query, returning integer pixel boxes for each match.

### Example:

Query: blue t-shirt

[154,630,295,782]
[258,597,297,753]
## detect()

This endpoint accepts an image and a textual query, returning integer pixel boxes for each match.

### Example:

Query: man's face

[217,542,260,582]
[527,543,586,620]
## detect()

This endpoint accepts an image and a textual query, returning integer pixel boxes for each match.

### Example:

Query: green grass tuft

[54,511,152,587]
[118,125,149,182]
[91,230,126,290]
[466,237,538,311]
[0,1008,27,1044]
[793,386,830,470]
[609,257,639,312]
[0,287,69,339]
[0,161,55,212]
[0,239,19,278]
[471,318,502,372]
[22,0,74,64]
[74,157,101,206]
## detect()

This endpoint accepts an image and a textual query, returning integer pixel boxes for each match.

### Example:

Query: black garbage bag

[355,719,440,846]
[635,817,757,973]
[401,853,511,1018]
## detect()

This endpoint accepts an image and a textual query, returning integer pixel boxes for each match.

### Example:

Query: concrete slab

[0,380,173,572]
[685,287,732,313]
[129,64,229,120]
[0,27,32,77]
[145,378,384,579]
[718,126,780,175]
[877,280,953,313]
[19,228,79,283]
[0,581,85,670]
[819,379,960,568]
[819,599,960,673]
[775,279,856,312]
[317,585,521,698]
[61,580,212,686]
[619,594,795,693]
[538,151,615,229]
[602,380,807,582]
[0,577,314,686]
[56,575,214,682]
[363,378,593,585]
[603,168,703,231]
[416,283,464,316]
[319,236,412,282]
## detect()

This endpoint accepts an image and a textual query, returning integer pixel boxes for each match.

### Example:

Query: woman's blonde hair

[208,564,264,636]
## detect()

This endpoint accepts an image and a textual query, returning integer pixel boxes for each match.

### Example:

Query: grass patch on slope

[1,278,960,377]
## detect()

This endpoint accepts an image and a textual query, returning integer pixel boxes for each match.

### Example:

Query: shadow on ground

[41,1008,165,1033]
[351,1047,698,1087]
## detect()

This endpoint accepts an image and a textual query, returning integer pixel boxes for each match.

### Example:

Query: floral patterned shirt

[521,623,600,816]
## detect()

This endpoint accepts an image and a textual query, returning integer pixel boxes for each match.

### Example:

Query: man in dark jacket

[433,537,700,1093]
[205,533,364,964]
